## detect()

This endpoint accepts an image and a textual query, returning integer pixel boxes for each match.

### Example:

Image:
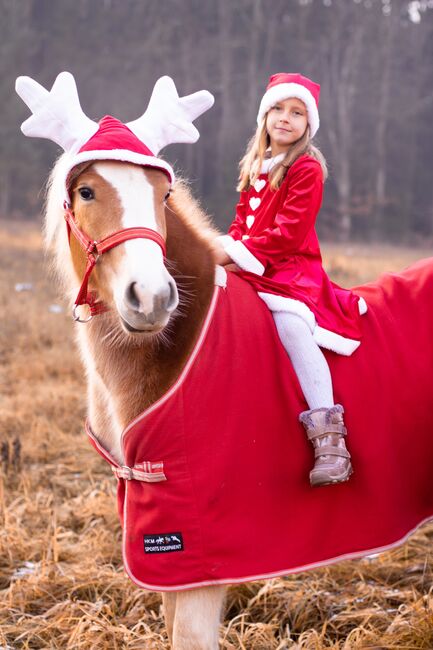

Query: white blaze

[94,162,171,315]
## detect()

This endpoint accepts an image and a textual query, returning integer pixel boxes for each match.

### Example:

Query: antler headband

[16,71,215,199]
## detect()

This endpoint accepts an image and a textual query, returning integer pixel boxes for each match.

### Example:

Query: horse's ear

[126,76,215,155]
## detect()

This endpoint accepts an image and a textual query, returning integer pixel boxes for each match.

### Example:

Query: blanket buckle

[120,465,133,480]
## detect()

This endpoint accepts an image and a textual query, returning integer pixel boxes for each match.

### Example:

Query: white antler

[16,72,214,157]
[15,71,99,154]
[127,76,215,155]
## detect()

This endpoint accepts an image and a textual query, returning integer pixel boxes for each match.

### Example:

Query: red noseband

[64,204,167,322]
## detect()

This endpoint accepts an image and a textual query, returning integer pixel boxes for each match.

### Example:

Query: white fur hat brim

[60,150,175,205]
[257,82,320,138]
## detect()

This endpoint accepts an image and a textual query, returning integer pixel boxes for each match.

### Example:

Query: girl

[214,72,367,488]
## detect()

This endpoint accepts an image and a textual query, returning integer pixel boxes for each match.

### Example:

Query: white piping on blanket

[121,282,221,445]
[121,502,433,592]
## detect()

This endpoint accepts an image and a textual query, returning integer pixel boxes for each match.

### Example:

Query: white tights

[272,311,334,410]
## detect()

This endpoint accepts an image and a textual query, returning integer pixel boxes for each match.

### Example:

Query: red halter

[64,204,167,322]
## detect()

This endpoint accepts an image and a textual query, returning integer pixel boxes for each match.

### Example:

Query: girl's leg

[272,311,334,409]
[272,311,352,486]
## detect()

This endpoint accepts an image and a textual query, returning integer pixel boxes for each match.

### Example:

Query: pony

[19,72,433,650]
[45,157,228,648]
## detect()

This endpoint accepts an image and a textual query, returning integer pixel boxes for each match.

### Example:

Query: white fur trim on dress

[214,265,227,288]
[224,240,265,276]
[258,293,316,331]
[215,234,236,249]
[257,83,320,138]
[358,297,368,315]
[313,326,360,356]
[260,153,286,174]
[258,292,360,356]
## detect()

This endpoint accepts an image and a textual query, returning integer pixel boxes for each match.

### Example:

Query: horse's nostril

[126,282,140,310]
[152,281,178,314]
[167,279,178,311]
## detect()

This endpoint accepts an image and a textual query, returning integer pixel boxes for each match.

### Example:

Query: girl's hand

[225,263,241,272]
[213,243,232,266]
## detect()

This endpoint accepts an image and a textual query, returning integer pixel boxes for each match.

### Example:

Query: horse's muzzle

[119,279,179,333]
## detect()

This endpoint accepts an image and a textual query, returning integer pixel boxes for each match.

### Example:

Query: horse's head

[67,160,179,335]
[17,71,216,340]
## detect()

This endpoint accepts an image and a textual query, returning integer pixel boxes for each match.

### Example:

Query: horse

[45,157,227,648]
[14,68,432,649]
[42,152,433,649]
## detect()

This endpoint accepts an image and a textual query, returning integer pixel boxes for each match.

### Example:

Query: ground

[0,219,432,649]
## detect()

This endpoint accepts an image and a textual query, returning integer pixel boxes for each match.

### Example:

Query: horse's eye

[79,187,94,201]
[164,190,171,202]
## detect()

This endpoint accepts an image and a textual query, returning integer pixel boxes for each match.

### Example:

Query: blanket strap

[112,461,167,482]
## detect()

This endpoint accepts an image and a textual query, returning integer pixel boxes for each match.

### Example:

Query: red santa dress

[217,153,367,355]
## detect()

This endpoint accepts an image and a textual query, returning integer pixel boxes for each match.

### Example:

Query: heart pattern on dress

[254,179,266,193]
[246,215,255,229]
[249,197,261,211]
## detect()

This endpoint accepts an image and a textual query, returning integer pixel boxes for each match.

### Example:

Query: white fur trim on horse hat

[61,148,176,202]
[257,73,320,138]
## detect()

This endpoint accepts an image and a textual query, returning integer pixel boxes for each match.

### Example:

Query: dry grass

[1,218,432,649]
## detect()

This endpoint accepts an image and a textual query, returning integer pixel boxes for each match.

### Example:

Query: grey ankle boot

[299,404,353,487]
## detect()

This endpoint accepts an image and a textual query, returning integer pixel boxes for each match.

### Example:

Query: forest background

[1,0,432,242]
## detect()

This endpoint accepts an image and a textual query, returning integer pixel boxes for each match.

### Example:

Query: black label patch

[144,532,184,554]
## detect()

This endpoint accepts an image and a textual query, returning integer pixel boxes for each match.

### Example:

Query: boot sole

[310,464,353,488]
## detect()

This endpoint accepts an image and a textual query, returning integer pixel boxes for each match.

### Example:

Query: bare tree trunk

[403,23,428,234]
[216,0,232,196]
[0,171,10,217]
[325,6,364,241]
[247,0,264,125]
[179,5,200,185]
[262,6,280,75]
[373,10,398,235]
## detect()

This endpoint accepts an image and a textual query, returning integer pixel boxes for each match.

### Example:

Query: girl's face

[266,98,308,156]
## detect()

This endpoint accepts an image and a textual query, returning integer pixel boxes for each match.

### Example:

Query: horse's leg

[171,585,226,650]
[162,591,177,646]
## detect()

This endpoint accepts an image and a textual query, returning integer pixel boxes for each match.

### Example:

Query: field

[1,219,433,649]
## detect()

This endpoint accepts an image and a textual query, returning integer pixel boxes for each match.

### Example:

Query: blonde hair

[237,116,328,192]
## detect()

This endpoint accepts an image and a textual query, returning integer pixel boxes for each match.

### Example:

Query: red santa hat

[15,72,214,203]
[257,72,320,138]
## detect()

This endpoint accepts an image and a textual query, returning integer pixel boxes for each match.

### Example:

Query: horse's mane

[44,155,220,304]
[44,153,79,302]
[167,177,220,248]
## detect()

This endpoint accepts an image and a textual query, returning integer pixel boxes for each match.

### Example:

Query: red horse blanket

[87,258,433,591]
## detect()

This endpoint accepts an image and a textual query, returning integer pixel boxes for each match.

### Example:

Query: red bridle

[64,203,167,322]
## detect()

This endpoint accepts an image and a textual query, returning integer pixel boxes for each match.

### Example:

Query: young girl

[214,72,367,488]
